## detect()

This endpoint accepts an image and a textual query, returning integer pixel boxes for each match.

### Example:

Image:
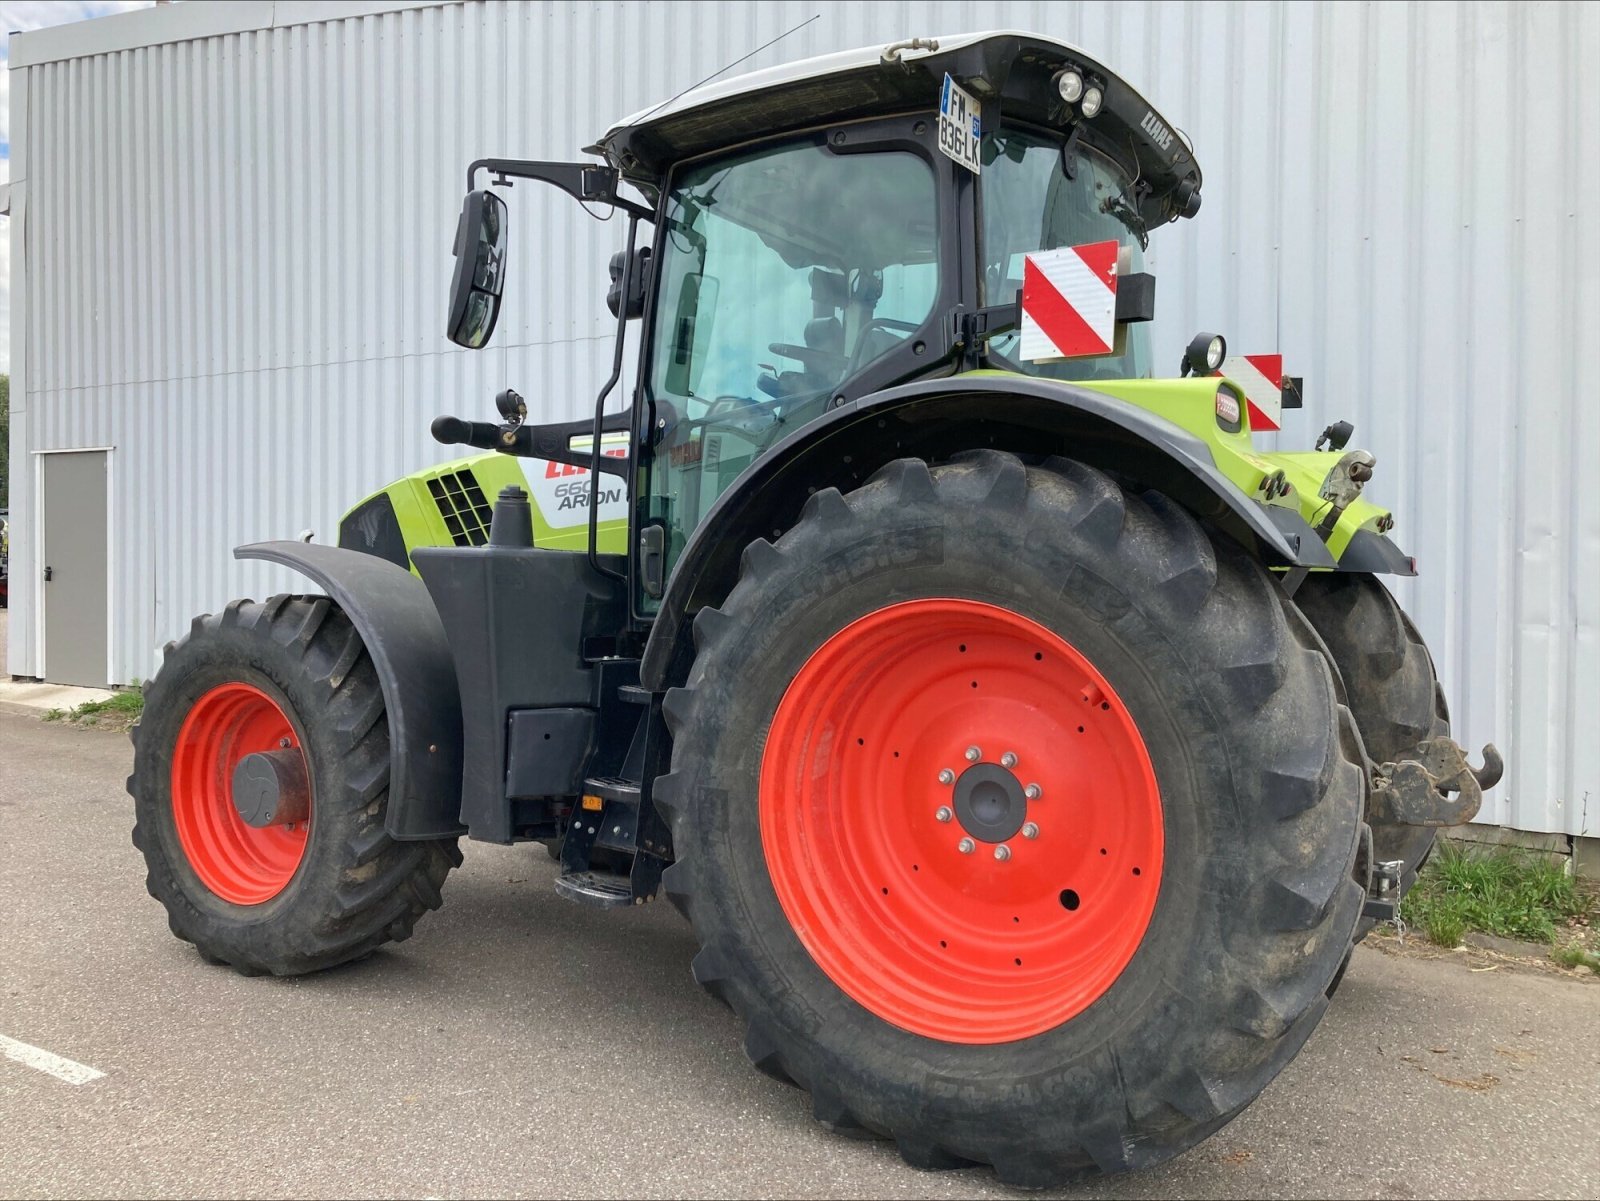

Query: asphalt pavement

[2,709,1597,1200]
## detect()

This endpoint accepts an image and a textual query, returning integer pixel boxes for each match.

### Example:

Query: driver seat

[804,315,844,359]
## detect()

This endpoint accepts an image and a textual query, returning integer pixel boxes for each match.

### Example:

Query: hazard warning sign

[1019,240,1120,361]
[1215,354,1285,431]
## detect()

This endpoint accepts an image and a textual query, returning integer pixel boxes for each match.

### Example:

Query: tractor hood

[594,30,1203,233]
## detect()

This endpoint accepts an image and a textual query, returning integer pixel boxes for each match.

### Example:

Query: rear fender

[235,541,465,840]
[640,375,1334,689]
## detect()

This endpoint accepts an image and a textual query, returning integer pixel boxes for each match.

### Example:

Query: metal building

[4,0,1596,841]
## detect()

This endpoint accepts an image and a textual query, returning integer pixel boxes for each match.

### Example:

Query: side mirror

[446,189,507,348]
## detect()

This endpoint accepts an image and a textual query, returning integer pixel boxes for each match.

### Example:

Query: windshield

[641,138,941,590]
[980,125,1151,380]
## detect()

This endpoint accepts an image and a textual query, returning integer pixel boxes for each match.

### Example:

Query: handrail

[586,213,640,586]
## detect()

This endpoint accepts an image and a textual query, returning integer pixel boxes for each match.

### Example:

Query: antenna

[626,13,822,127]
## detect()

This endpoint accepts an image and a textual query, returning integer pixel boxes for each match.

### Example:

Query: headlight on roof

[1055,68,1084,104]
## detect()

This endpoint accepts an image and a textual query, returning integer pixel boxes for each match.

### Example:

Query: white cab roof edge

[602,30,1098,143]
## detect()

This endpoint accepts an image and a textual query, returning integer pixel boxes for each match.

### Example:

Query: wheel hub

[231,748,311,828]
[951,761,1027,843]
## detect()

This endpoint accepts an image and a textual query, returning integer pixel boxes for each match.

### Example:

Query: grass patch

[1399,841,1593,949]
[1552,944,1600,975]
[43,687,143,729]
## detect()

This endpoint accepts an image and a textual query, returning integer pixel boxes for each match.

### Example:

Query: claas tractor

[130,32,1501,1186]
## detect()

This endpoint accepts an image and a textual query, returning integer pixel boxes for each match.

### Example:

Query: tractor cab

[439,32,1204,596]
[632,105,1169,561]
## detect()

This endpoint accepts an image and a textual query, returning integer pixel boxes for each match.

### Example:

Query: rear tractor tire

[656,452,1366,1186]
[129,595,461,976]
[1293,572,1449,931]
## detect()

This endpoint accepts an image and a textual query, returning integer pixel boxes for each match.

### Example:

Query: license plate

[937,73,981,174]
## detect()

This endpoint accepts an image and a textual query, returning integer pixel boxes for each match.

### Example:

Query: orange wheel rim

[171,682,310,905]
[759,599,1163,1043]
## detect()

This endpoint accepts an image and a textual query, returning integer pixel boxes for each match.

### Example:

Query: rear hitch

[1370,736,1503,829]
[1360,851,1407,921]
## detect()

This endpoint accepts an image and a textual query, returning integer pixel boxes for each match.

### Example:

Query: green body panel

[1259,452,1391,559]
[343,452,628,570]
[350,372,1397,574]
[965,369,1395,563]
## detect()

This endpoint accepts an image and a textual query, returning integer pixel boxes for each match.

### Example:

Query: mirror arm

[518,413,630,477]
[466,158,654,220]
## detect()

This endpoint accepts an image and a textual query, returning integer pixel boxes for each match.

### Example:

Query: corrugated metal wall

[8,0,1597,836]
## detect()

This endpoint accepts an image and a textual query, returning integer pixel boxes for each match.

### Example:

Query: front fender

[235,541,465,840]
[640,375,1335,690]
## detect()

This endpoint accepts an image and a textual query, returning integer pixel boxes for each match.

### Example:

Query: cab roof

[595,30,1203,232]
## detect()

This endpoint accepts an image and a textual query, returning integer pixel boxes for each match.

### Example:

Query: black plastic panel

[505,708,596,798]
[337,492,411,571]
[413,545,626,843]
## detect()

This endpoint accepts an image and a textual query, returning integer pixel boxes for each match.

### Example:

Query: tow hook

[1370,736,1504,828]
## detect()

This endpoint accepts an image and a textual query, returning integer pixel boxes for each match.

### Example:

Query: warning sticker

[1019,241,1120,361]
[937,74,982,174]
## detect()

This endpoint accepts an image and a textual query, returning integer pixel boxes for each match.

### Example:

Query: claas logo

[544,447,627,478]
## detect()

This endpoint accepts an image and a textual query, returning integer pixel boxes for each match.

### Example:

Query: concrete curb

[0,681,116,719]
[1461,931,1558,961]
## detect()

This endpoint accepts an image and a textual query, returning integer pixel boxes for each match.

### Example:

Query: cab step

[582,775,641,806]
[554,870,636,909]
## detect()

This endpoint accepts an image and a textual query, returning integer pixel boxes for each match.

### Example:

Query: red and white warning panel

[1215,354,1284,431]
[1019,240,1119,361]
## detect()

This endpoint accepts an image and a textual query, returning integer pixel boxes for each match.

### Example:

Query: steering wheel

[768,342,848,375]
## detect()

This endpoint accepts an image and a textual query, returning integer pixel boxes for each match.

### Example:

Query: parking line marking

[0,1034,106,1085]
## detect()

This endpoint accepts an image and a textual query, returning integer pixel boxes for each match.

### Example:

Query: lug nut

[994,844,1012,861]
[935,806,953,823]
[1021,822,1039,840]
[1024,783,1041,800]
[965,746,982,762]
[938,768,955,785]
[957,837,975,854]
[1000,751,1018,769]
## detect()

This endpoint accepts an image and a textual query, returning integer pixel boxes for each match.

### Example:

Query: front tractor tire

[129,595,460,976]
[656,452,1367,1187]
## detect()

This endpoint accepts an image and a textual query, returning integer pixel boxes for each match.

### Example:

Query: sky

[0,1,154,372]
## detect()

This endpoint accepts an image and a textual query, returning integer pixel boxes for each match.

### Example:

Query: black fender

[640,375,1336,690]
[235,541,465,840]
[1338,528,1417,576]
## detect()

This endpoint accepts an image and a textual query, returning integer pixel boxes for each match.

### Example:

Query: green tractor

[130,33,1500,1185]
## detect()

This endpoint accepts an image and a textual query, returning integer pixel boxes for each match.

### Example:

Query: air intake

[426,470,494,547]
